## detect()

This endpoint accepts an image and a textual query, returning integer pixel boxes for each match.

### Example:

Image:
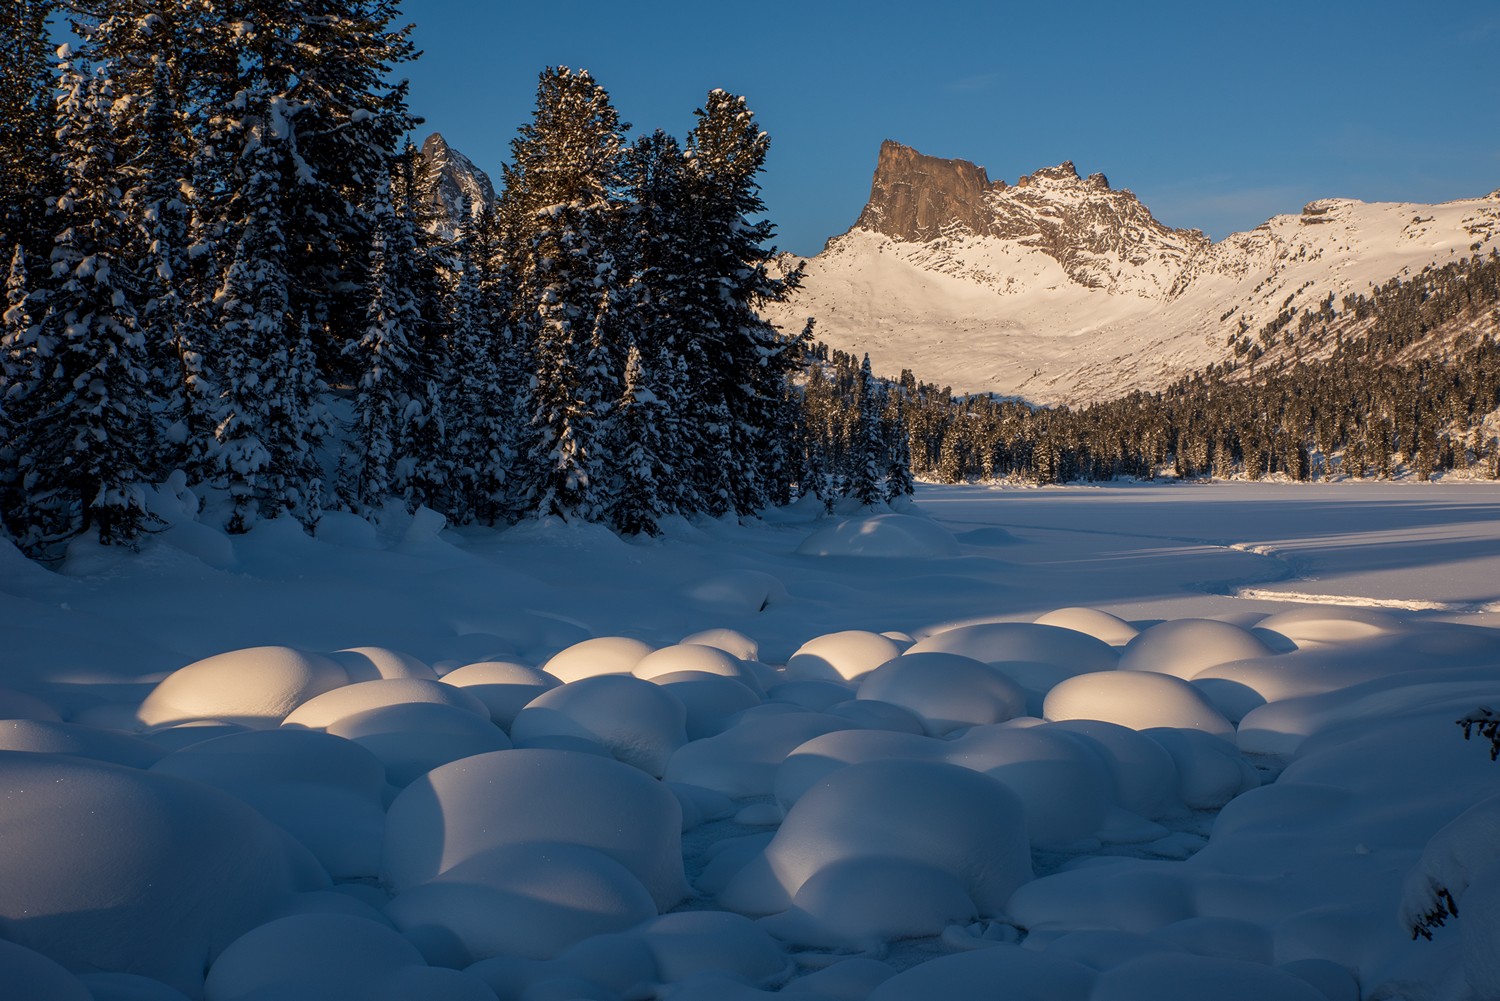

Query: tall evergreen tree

[214,97,322,532]
[682,89,806,515]
[12,60,154,548]
[847,354,886,506]
[607,345,670,536]
[340,173,417,516]
[502,67,627,520]
[0,0,60,272]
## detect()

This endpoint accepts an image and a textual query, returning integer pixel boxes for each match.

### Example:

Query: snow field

[2,489,1500,999]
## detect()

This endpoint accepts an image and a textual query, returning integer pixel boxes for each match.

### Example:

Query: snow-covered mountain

[764,140,1500,404]
[415,132,495,238]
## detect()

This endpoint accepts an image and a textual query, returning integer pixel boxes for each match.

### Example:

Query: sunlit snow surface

[2,481,1500,1000]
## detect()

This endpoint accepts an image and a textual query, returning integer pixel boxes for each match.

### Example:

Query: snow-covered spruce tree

[0,246,39,535]
[444,196,513,524]
[606,344,671,536]
[214,0,418,379]
[339,172,418,517]
[682,89,806,516]
[884,394,916,501]
[11,59,155,549]
[846,353,886,507]
[501,67,627,521]
[213,95,323,533]
[0,0,60,274]
[384,141,454,516]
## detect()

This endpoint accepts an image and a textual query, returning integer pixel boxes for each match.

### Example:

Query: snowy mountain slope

[764,141,1500,404]
[416,132,495,238]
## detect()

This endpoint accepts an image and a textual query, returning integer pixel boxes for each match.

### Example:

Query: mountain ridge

[764,141,1500,404]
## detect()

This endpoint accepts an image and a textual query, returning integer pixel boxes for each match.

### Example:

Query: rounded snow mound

[663,709,855,799]
[1253,606,1407,646]
[281,678,488,730]
[796,514,960,558]
[542,636,656,683]
[679,627,760,662]
[510,675,687,776]
[326,646,437,683]
[1033,607,1141,646]
[653,672,763,740]
[382,748,689,910]
[786,630,906,682]
[438,660,559,729]
[633,643,757,688]
[857,651,1027,735]
[0,685,62,723]
[326,701,512,786]
[0,751,323,997]
[0,939,93,1001]
[205,912,492,1001]
[719,759,1031,919]
[1044,670,1235,738]
[136,646,347,730]
[906,622,1119,696]
[0,719,164,768]
[385,842,657,964]
[1119,619,1277,679]
[150,727,387,880]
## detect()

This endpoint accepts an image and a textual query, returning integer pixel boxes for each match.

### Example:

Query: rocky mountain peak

[854,140,997,243]
[848,140,1209,294]
[416,132,496,238]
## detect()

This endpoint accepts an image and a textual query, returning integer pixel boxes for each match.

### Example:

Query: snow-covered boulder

[906,622,1119,696]
[719,759,1032,918]
[437,660,559,728]
[1033,606,1141,646]
[385,842,658,963]
[510,674,687,776]
[786,630,905,682]
[204,913,493,1001]
[326,646,437,682]
[0,752,325,996]
[150,728,387,880]
[1043,670,1235,738]
[542,636,655,683]
[0,718,164,767]
[136,646,348,730]
[325,701,512,786]
[1119,619,1277,679]
[382,748,689,910]
[857,651,1027,735]
[280,677,488,730]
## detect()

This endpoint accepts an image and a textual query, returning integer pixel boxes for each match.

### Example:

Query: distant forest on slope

[822,250,1500,485]
[0,1,912,556]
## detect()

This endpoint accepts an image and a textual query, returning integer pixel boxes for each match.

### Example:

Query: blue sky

[400,1,1500,257]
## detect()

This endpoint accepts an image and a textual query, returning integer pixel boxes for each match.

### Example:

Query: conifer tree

[847,354,886,506]
[502,67,627,520]
[340,173,417,516]
[13,61,154,548]
[682,90,805,515]
[607,345,670,536]
[0,0,60,272]
[214,97,322,532]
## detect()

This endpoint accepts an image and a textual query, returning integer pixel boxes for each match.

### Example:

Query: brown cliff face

[855,141,997,242]
[852,140,1210,292]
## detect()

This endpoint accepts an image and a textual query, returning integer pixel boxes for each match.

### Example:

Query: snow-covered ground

[2,481,1499,1000]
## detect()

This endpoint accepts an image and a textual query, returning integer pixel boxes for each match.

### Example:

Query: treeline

[0,1,875,554]
[897,251,1500,484]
